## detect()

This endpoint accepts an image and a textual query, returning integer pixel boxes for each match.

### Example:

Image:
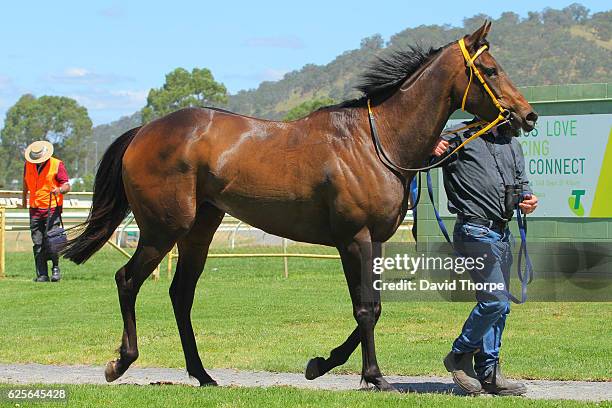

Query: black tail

[63,127,141,264]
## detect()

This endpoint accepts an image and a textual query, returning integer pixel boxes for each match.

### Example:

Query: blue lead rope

[515,200,534,303]
[425,170,533,304]
[426,171,452,244]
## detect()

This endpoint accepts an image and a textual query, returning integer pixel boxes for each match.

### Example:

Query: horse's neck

[376,53,458,170]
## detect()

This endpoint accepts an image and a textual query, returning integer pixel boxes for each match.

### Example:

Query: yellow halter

[366,38,511,172]
[439,38,509,153]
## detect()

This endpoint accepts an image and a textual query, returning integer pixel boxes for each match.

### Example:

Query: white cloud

[68,88,148,111]
[64,67,90,78]
[49,68,132,84]
[110,89,148,105]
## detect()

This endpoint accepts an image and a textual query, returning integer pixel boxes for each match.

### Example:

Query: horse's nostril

[525,111,538,123]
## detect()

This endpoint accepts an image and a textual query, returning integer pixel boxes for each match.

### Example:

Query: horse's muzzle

[509,111,537,133]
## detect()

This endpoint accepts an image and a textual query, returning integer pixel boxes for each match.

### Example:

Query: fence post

[167,246,176,279]
[282,238,288,278]
[0,206,5,279]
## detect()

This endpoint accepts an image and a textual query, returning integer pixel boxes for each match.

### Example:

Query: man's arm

[51,161,71,195]
[514,139,532,195]
[513,140,538,214]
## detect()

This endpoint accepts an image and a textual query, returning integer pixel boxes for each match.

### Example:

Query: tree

[0,94,92,187]
[283,97,336,121]
[141,67,228,123]
[360,34,384,51]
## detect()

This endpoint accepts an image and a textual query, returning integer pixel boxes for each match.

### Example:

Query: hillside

[94,4,611,137]
[226,5,612,120]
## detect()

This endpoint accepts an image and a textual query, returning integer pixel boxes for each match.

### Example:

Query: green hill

[93,4,611,137]
[226,5,612,120]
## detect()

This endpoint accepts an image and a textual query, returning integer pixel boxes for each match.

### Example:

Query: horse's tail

[63,127,141,264]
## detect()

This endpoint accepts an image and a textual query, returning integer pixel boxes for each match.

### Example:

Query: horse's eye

[484,67,497,77]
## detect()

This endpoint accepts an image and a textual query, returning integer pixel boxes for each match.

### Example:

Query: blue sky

[0,1,608,126]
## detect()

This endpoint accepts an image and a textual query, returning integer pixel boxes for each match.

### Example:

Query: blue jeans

[451,220,513,378]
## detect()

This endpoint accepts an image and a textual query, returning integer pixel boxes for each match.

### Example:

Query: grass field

[0,384,607,408]
[0,247,610,383]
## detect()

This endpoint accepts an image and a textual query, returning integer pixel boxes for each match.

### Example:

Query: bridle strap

[458,38,504,114]
[367,38,509,174]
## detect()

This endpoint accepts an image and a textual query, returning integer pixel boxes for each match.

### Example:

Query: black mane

[314,44,445,114]
[356,44,442,97]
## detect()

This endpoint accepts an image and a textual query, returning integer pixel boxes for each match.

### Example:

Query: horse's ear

[464,20,491,50]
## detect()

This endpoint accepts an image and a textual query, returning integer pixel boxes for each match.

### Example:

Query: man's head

[24,141,53,164]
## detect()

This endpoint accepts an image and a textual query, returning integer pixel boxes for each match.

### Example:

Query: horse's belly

[208,193,335,246]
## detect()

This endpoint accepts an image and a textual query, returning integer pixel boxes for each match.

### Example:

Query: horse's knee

[353,307,376,327]
[115,268,126,286]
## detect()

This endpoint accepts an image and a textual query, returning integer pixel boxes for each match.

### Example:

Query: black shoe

[34,275,50,282]
[481,363,527,396]
[51,266,61,282]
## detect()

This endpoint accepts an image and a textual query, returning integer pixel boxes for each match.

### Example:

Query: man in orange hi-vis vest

[21,141,71,282]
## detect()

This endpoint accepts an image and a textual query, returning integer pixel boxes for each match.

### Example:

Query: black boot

[481,363,527,396]
[51,266,61,282]
[443,351,482,394]
[33,251,49,282]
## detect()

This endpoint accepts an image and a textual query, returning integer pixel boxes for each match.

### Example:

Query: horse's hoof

[359,377,372,390]
[375,381,400,393]
[365,376,399,393]
[104,360,121,383]
[305,357,324,380]
[199,380,218,387]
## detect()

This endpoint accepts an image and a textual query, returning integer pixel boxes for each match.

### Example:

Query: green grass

[0,248,610,381]
[0,384,607,408]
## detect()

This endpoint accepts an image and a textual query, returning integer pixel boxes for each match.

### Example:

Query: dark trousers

[30,210,61,276]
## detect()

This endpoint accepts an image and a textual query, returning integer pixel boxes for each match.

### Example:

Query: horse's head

[452,21,538,133]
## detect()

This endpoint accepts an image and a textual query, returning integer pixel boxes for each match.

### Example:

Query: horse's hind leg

[104,234,176,382]
[169,203,224,386]
[305,242,383,383]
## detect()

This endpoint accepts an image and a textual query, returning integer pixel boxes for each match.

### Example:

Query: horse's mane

[316,43,446,113]
[210,43,448,120]
[356,44,442,97]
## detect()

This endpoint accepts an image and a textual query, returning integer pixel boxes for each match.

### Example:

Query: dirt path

[0,363,610,401]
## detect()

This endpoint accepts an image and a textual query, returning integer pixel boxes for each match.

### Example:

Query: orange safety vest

[24,157,65,209]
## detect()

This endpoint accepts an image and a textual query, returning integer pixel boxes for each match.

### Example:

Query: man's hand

[432,138,450,157]
[51,183,70,196]
[519,194,538,214]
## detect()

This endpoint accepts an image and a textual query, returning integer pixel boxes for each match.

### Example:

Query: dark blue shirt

[439,127,532,222]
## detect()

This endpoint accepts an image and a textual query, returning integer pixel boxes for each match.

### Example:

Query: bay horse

[64,22,536,391]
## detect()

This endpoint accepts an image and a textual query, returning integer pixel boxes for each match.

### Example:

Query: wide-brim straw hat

[24,141,54,164]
